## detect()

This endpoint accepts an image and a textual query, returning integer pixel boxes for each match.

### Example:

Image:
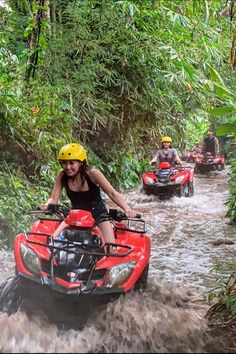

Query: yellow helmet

[162,136,172,143]
[57,143,87,161]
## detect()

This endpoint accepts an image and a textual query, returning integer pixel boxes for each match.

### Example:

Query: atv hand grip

[149,161,156,166]
[109,208,142,220]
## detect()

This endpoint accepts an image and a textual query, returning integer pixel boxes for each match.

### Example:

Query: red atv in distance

[182,145,202,163]
[182,150,197,163]
[141,162,194,200]
[194,152,225,174]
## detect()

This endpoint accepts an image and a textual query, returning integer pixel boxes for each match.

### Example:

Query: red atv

[194,152,225,174]
[0,205,150,328]
[182,151,197,163]
[182,150,191,162]
[141,162,194,199]
[187,151,198,163]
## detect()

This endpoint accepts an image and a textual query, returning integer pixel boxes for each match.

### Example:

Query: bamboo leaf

[209,106,236,116]
[216,123,236,136]
[208,65,224,85]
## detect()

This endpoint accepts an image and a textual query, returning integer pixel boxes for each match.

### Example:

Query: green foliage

[225,151,236,222]
[107,152,149,191]
[182,118,208,149]
[0,164,49,247]
[0,0,236,248]
[40,0,235,148]
[0,79,76,173]
[206,263,236,314]
[207,74,236,223]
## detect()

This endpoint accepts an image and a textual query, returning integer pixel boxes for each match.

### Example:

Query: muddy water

[0,166,234,353]
[127,166,235,294]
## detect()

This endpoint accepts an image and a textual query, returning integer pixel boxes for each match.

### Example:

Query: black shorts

[90,201,110,224]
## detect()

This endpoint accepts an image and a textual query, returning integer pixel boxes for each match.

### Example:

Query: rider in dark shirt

[202,131,219,156]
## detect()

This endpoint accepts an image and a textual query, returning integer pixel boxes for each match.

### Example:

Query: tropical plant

[1,0,235,247]
[208,73,236,222]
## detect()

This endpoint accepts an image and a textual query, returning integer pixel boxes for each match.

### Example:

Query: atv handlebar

[109,208,141,221]
[28,205,141,223]
[47,204,69,216]
[28,204,69,218]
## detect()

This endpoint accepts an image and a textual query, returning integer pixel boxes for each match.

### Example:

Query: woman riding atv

[40,143,137,243]
[149,136,183,167]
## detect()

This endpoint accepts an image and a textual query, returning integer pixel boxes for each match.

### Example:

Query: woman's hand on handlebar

[39,203,49,211]
[124,209,140,218]
[148,161,156,166]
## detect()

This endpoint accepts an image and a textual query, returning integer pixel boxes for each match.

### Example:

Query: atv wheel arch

[134,264,149,291]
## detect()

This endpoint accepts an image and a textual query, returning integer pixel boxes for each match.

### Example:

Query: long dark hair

[79,160,91,184]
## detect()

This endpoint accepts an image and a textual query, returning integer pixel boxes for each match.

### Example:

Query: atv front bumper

[195,163,217,172]
[17,272,125,296]
[143,182,181,197]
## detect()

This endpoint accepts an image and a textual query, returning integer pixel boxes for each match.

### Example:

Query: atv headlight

[144,177,154,185]
[20,243,40,275]
[175,175,185,184]
[104,261,136,288]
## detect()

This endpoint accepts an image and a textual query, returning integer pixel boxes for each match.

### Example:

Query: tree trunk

[25,0,46,81]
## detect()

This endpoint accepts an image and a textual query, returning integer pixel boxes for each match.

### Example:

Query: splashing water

[0,166,234,352]
[0,282,208,353]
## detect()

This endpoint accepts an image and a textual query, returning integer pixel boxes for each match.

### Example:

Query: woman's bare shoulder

[87,167,102,178]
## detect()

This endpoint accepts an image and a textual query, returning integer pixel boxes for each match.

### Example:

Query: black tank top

[62,172,102,211]
[204,137,215,155]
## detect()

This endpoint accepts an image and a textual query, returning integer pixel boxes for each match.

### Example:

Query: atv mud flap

[143,183,181,198]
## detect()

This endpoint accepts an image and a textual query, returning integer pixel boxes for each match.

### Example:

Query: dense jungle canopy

[0,0,236,247]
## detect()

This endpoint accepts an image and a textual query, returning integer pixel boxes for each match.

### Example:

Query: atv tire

[189,182,194,196]
[0,276,23,315]
[218,164,225,171]
[181,183,190,197]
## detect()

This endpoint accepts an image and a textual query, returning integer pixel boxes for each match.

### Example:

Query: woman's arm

[175,155,183,164]
[215,137,220,153]
[40,170,64,211]
[149,151,159,165]
[149,156,158,165]
[52,220,69,239]
[173,149,183,164]
[88,169,137,217]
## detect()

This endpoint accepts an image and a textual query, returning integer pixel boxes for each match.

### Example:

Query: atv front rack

[23,232,134,288]
[175,165,193,171]
[25,232,133,257]
[113,218,146,234]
